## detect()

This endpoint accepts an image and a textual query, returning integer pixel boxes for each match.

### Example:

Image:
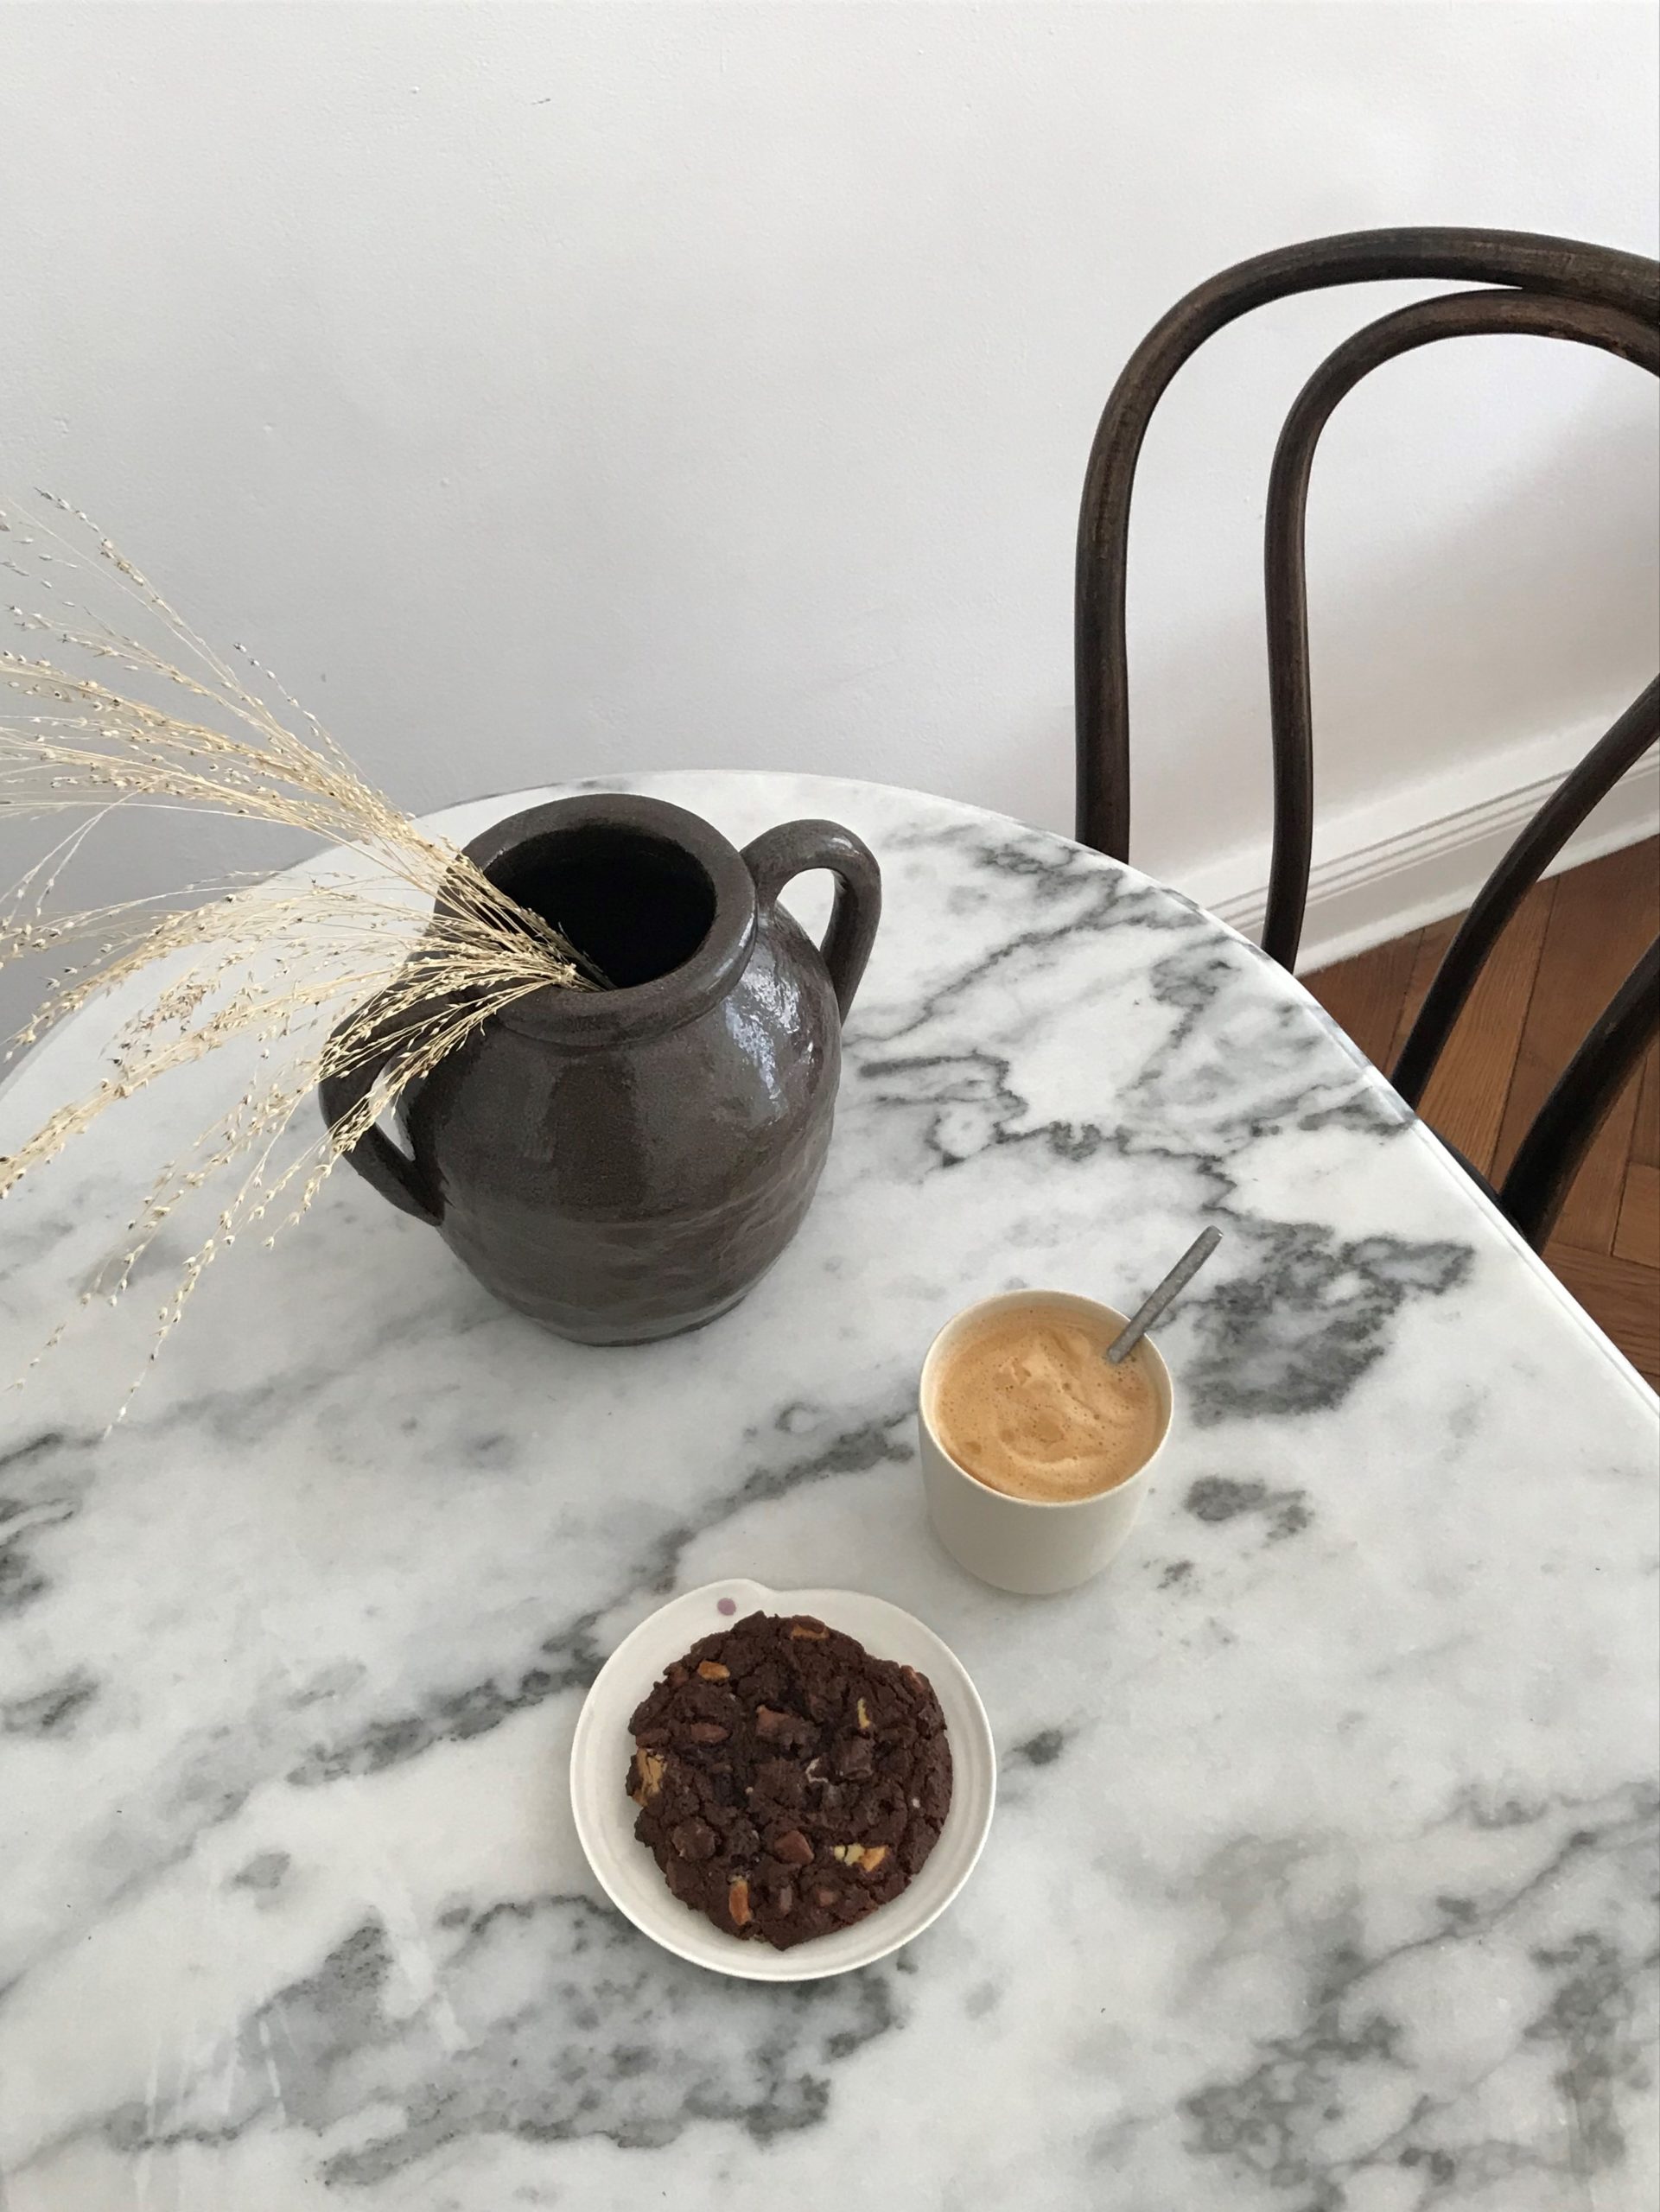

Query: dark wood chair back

[1075,227,1660,1248]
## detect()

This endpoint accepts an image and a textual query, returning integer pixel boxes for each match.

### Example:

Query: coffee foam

[930,1300,1163,1502]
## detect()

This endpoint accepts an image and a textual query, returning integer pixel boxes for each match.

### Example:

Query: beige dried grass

[0,494,600,1404]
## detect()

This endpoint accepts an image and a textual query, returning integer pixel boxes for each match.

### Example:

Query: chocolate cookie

[626,1611,953,1949]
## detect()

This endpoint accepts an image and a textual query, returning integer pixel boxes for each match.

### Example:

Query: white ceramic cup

[918,1290,1174,1596]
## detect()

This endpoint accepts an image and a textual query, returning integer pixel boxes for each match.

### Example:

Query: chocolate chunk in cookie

[625,1611,953,1949]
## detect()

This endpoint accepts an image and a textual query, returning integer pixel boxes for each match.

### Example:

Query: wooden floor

[1304,837,1660,1389]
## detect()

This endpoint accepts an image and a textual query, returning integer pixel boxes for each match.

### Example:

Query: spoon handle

[1105,1227,1222,1365]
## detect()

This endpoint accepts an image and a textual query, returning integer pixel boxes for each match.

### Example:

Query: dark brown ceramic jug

[320,793,881,1344]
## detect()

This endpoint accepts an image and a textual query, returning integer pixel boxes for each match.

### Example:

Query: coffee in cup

[929,1299,1161,1502]
[918,1290,1174,1594]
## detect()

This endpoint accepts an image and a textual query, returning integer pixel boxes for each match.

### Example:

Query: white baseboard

[1179,719,1659,975]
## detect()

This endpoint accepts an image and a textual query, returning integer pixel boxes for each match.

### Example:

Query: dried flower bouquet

[1,497,598,1396]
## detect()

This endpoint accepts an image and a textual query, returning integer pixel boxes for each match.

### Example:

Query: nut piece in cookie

[629,1747,666,1805]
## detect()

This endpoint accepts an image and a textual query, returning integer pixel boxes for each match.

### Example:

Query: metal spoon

[1105,1228,1222,1365]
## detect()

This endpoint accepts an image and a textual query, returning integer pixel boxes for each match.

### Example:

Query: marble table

[2,772,1656,2212]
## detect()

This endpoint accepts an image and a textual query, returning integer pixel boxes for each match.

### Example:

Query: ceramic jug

[320,792,881,1344]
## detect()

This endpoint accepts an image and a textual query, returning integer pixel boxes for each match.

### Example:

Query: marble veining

[1,772,1654,2210]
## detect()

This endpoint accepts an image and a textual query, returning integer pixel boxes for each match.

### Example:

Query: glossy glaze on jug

[321,793,880,1344]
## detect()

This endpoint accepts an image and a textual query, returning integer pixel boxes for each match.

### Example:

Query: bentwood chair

[1074,227,1660,1250]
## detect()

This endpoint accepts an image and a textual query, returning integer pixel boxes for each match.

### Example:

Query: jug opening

[487,822,717,989]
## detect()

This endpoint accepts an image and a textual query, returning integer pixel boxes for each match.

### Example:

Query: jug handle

[318,1027,443,1228]
[741,819,881,1020]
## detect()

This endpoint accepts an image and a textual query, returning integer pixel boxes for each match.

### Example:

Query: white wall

[2,2,1656,1034]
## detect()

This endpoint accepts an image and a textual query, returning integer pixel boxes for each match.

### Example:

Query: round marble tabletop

[2,772,1655,2212]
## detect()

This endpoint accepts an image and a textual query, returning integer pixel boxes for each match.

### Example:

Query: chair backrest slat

[1499,938,1660,1248]
[1262,289,1659,966]
[1392,677,1659,1107]
[1075,226,1660,859]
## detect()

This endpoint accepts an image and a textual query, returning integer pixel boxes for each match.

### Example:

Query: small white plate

[569,1578,996,1981]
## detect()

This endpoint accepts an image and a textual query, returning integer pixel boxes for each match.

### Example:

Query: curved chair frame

[1074,228,1660,1247]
